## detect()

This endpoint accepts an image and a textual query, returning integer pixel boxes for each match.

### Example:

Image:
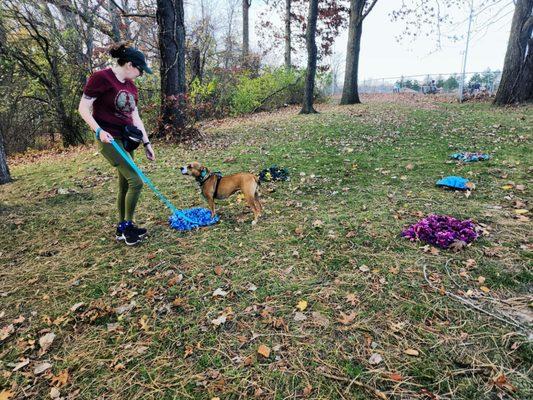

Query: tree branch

[109,0,155,18]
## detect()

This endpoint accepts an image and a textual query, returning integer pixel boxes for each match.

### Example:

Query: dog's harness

[196,169,223,198]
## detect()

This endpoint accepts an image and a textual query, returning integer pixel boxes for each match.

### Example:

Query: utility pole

[458,0,474,102]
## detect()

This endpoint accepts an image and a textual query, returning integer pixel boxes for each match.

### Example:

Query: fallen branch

[318,371,387,400]
[422,264,531,337]
[251,75,303,114]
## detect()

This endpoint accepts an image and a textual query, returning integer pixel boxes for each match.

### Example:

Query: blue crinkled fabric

[436,176,471,190]
[450,152,490,162]
[168,208,220,231]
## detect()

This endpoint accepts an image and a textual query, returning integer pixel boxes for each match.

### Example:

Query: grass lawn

[1,96,532,399]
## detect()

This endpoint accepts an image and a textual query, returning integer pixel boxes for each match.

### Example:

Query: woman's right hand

[99,130,114,143]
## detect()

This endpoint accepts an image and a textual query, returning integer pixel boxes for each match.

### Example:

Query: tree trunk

[190,47,202,83]
[341,0,365,105]
[242,0,250,65]
[108,0,122,41]
[494,0,533,105]
[285,0,291,69]
[300,0,319,114]
[157,0,187,137]
[0,130,11,185]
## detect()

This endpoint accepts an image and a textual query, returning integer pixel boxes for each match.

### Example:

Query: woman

[78,43,155,246]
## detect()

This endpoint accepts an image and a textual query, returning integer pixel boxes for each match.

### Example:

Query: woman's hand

[145,143,155,161]
[99,130,114,143]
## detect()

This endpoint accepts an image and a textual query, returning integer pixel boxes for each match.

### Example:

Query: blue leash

[110,140,196,224]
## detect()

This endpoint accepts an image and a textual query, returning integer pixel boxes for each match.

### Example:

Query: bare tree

[340,0,378,105]
[285,0,291,69]
[242,0,252,64]
[494,0,533,104]
[0,15,11,184]
[0,1,88,146]
[0,132,10,184]
[156,0,187,136]
[222,0,241,68]
[300,0,319,114]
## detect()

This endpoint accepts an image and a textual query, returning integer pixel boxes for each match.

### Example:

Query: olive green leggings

[98,140,143,222]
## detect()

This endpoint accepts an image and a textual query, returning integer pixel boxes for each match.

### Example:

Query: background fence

[331,70,502,98]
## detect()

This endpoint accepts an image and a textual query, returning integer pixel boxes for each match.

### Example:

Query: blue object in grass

[450,152,490,162]
[109,139,219,231]
[168,208,220,231]
[436,176,472,191]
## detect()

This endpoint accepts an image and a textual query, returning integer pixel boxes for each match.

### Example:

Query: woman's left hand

[145,144,155,161]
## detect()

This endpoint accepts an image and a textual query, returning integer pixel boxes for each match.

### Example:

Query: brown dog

[181,162,262,223]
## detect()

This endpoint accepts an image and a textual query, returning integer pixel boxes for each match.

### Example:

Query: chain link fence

[355,70,501,99]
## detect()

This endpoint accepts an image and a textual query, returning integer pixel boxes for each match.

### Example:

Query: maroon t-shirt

[83,68,138,137]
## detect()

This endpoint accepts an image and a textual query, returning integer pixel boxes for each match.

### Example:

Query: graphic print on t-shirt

[114,90,136,117]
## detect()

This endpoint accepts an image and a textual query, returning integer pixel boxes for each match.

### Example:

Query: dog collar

[196,169,210,186]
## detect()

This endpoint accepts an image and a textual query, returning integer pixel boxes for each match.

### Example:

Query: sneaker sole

[116,234,142,245]
[116,233,147,241]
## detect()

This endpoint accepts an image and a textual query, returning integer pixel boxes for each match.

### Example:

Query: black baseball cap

[123,47,153,75]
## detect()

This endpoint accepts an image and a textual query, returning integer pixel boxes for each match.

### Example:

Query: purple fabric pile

[401,214,478,249]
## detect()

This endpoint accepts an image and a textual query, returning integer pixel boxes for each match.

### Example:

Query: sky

[247,0,514,82]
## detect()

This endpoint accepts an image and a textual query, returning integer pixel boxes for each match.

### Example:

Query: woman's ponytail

[109,42,130,59]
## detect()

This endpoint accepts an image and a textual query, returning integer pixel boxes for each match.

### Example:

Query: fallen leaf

[477,276,486,284]
[501,184,513,190]
[184,345,194,358]
[303,384,313,396]
[311,312,330,328]
[167,274,183,287]
[515,184,525,191]
[34,362,52,375]
[50,369,69,387]
[449,240,467,252]
[0,324,14,341]
[172,297,186,307]
[336,312,357,325]
[50,387,60,399]
[312,219,324,228]
[0,390,14,400]
[404,348,419,356]
[346,293,358,306]
[296,300,308,311]
[247,283,258,292]
[212,288,228,298]
[12,358,30,372]
[257,344,271,358]
[514,209,529,215]
[406,163,414,170]
[69,302,84,312]
[214,266,224,276]
[359,265,370,272]
[465,259,477,268]
[493,373,517,392]
[368,353,383,365]
[12,315,25,325]
[389,373,403,382]
[113,363,125,371]
[138,315,150,332]
[480,286,490,293]
[39,332,56,353]
[211,315,227,326]
[294,312,307,322]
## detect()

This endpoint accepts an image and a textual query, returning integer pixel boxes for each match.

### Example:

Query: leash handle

[109,140,196,223]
